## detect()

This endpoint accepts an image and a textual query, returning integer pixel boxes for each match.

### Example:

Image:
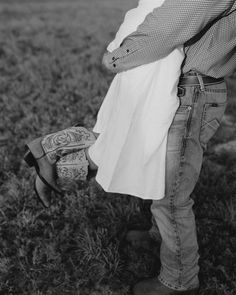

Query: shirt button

[113,64,116,67]
[112,57,115,60]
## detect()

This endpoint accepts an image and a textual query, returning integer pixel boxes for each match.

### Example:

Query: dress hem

[95,174,165,201]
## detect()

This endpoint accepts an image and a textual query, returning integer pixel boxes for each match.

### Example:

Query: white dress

[89,0,184,200]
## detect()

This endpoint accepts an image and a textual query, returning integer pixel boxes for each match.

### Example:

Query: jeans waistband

[179,72,224,88]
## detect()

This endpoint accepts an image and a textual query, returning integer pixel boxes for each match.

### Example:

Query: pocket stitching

[199,102,226,147]
[201,102,226,128]
[201,118,220,131]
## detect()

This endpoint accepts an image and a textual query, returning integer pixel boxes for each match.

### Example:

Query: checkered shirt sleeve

[105,0,236,77]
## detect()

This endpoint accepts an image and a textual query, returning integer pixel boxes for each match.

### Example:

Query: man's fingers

[102,52,121,73]
[102,53,110,68]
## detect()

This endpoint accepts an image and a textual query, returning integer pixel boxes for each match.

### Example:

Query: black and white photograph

[0,0,236,294]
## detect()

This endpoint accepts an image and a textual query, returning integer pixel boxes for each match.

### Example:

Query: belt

[179,73,224,86]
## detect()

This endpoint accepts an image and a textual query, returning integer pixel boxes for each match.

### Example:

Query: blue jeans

[150,80,227,290]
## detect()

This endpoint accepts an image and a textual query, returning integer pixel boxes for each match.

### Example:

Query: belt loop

[196,73,205,92]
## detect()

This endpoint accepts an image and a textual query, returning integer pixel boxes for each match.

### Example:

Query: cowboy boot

[24,126,97,207]
[40,126,97,164]
[56,149,93,183]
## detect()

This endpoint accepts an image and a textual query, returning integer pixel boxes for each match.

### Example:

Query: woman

[25,0,184,206]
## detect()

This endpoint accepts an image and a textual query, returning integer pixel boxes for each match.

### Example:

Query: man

[102,1,236,294]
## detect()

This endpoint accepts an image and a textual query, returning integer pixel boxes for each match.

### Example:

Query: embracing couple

[24,1,236,294]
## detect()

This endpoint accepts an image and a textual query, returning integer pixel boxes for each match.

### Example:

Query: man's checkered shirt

[106,0,236,78]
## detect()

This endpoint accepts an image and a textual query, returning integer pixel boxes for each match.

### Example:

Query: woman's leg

[56,148,97,182]
[25,126,97,207]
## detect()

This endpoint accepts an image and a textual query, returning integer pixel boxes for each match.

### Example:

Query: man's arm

[104,0,231,73]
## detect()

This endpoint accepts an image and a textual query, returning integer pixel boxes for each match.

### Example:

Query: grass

[0,0,236,294]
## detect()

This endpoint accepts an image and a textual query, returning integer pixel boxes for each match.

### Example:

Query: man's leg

[134,80,227,293]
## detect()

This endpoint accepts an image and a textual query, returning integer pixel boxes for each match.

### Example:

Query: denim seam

[166,143,185,288]
[179,80,224,87]
[158,275,198,291]
[166,88,196,289]
[205,89,227,93]
[158,274,187,291]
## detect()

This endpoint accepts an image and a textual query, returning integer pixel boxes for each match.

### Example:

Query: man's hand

[101,0,229,75]
[102,51,122,74]
[102,51,111,70]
